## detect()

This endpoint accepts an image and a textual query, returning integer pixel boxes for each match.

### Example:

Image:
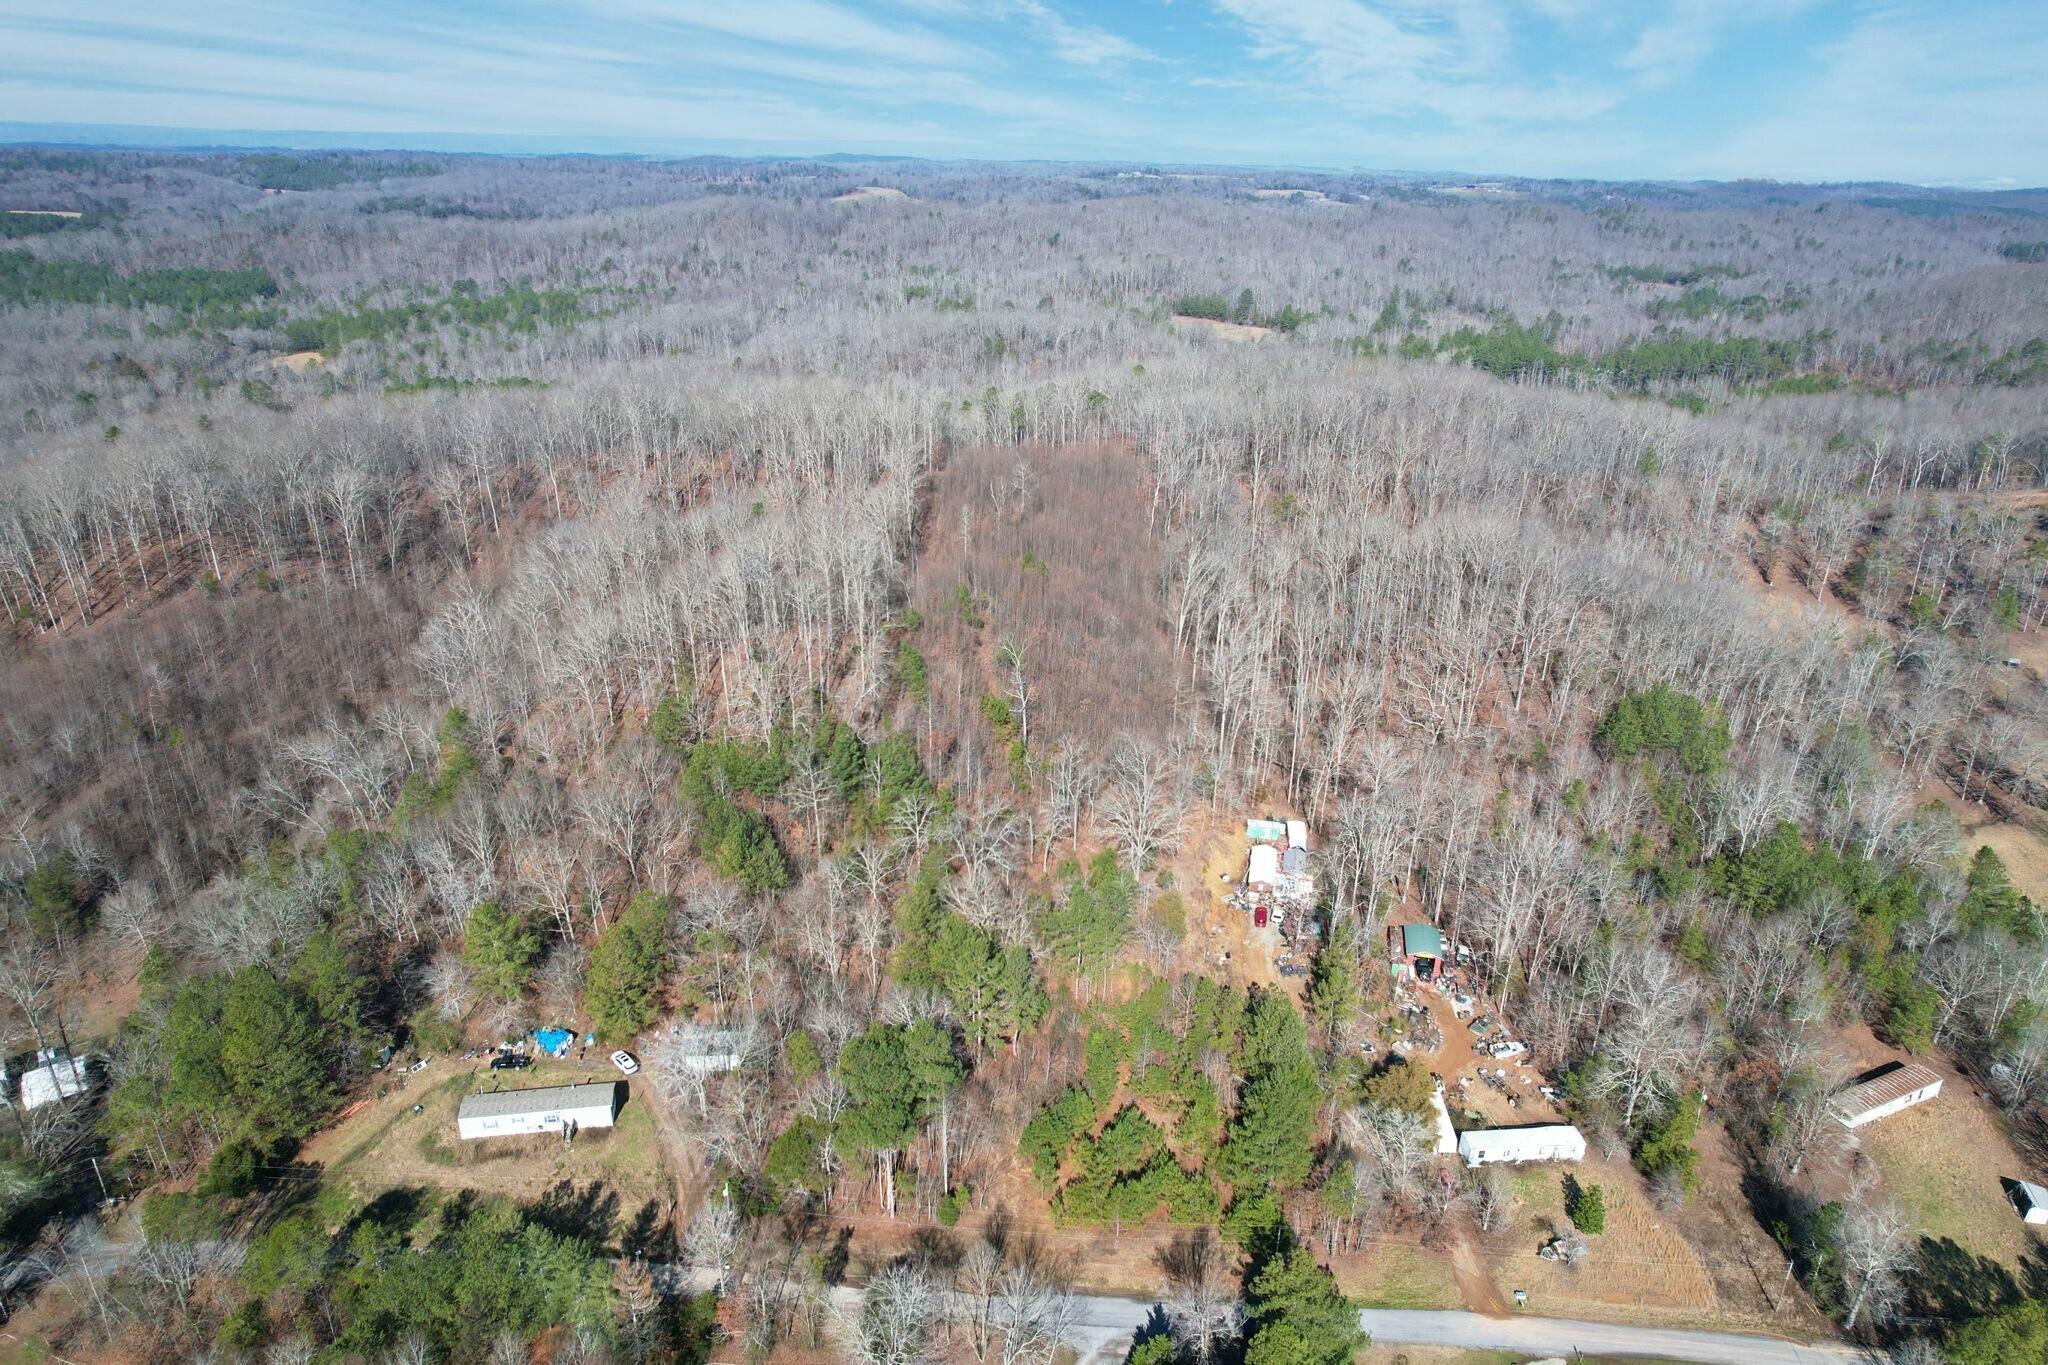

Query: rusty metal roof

[1836,1063,1942,1117]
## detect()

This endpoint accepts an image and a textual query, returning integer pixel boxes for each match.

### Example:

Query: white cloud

[1008,0,1153,69]
[580,0,980,67]
[1704,2,2048,183]
[1619,0,1819,89]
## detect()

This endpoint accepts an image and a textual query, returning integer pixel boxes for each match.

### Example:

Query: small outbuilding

[1246,818,1287,844]
[18,1050,91,1110]
[458,1081,622,1141]
[1392,922,1445,981]
[2012,1181,2048,1225]
[1834,1062,1943,1130]
[1286,820,1310,851]
[1457,1124,1587,1168]
[1247,844,1281,890]
[670,1026,747,1074]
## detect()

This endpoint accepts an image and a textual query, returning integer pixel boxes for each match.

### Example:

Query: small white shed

[1247,844,1281,888]
[1458,1124,1587,1167]
[1286,820,1310,851]
[19,1052,91,1110]
[458,1081,621,1141]
[1834,1063,1943,1130]
[2013,1181,2048,1225]
[671,1026,747,1074]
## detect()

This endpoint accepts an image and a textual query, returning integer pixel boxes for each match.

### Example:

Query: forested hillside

[2,148,2047,1363]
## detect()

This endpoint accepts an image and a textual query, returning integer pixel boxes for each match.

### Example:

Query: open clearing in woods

[831,185,908,202]
[1492,1155,1723,1327]
[300,1055,669,1238]
[1852,1076,2046,1271]
[1170,313,1271,342]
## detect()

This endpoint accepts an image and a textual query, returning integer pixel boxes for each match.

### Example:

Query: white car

[610,1050,640,1076]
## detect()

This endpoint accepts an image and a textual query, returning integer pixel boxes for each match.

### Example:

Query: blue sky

[1,1,2043,184]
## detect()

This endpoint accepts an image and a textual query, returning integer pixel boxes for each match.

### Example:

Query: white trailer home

[1833,1063,1943,1130]
[457,1081,622,1140]
[1457,1124,1587,1167]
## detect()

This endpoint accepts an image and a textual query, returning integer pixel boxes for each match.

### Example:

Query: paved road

[1049,1293,1864,1364]
[659,1265,1863,1365]
[1355,1308,1866,1365]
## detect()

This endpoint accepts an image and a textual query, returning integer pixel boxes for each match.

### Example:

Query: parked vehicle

[1277,964,1307,978]
[489,1053,530,1071]
[611,1050,640,1076]
[1469,1015,1497,1036]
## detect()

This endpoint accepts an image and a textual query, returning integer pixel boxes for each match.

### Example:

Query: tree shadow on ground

[525,1178,619,1249]
[620,1196,672,1259]
[1904,1233,2048,1324]
[345,1184,433,1240]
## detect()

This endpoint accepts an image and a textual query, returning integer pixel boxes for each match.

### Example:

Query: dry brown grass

[911,441,1174,757]
[1489,1152,1721,1322]
[1854,1083,2047,1270]
[300,1056,670,1226]
[1170,314,1271,342]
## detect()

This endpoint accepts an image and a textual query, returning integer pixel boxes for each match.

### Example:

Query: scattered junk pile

[1230,816,1320,955]
[1377,921,1582,1169]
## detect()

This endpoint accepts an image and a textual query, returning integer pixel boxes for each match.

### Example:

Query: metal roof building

[457,1081,622,1141]
[671,1026,748,1074]
[18,1052,91,1110]
[1834,1062,1942,1129]
[1247,844,1281,887]
[1400,923,1444,960]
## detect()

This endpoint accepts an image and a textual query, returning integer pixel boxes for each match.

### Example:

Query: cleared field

[831,185,908,202]
[1171,313,1270,342]
[1491,1155,1721,1323]
[301,1055,670,1241]
[1337,1241,1463,1310]
[1856,1086,2045,1270]
[1970,818,2048,905]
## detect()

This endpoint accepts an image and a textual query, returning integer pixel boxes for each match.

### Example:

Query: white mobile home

[1834,1063,1943,1129]
[1457,1124,1586,1167]
[457,1081,622,1141]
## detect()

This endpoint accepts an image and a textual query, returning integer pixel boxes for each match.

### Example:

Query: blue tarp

[535,1028,574,1057]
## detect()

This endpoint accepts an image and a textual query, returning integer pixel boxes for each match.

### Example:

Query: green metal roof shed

[1401,923,1444,959]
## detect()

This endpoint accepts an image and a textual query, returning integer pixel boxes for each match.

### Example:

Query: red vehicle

[1254,905,1269,928]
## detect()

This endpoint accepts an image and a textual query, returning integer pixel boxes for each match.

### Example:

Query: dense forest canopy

[0,146,2046,1363]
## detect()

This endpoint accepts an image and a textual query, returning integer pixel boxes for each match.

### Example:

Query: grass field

[1340,1242,1463,1309]
[1858,1093,2044,1269]
[301,1055,671,1246]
